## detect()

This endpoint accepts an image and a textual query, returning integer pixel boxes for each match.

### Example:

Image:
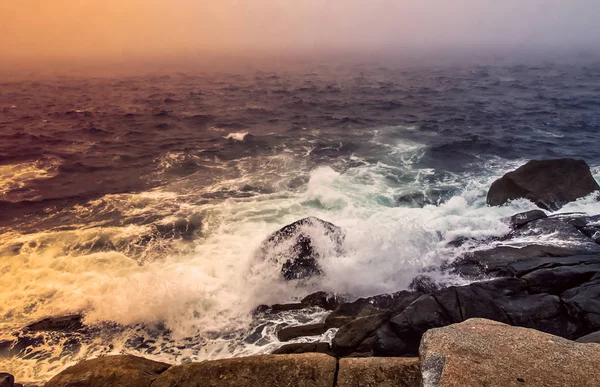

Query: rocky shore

[3,158,600,386]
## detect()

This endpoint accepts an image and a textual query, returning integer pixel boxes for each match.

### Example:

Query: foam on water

[1,145,600,383]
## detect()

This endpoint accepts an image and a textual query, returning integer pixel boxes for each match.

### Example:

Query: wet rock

[396,189,454,208]
[45,355,171,387]
[152,353,336,387]
[576,331,600,343]
[277,323,327,342]
[0,373,14,387]
[300,291,343,311]
[420,318,600,387]
[260,217,344,280]
[337,357,421,387]
[325,291,422,329]
[408,275,441,293]
[332,313,387,357]
[0,336,44,357]
[510,209,547,228]
[271,342,331,355]
[487,158,600,211]
[24,315,83,333]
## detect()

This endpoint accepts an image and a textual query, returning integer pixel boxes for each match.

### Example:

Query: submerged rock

[271,342,332,355]
[152,353,336,387]
[24,315,83,333]
[260,217,344,280]
[487,158,599,211]
[45,355,171,387]
[420,318,600,387]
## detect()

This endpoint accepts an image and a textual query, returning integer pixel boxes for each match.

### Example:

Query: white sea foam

[1,148,599,383]
[224,131,249,141]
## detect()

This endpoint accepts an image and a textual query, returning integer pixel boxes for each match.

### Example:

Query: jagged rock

[325,291,422,329]
[0,374,14,387]
[152,353,336,387]
[337,357,421,387]
[277,323,327,342]
[271,342,331,355]
[420,318,600,387]
[487,158,599,211]
[259,217,344,280]
[510,209,547,228]
[44,355,171,387]
[24,315,83,333]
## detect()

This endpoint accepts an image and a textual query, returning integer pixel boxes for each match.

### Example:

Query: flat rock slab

[337,357,421,387]
[152,353,336,387]
[420,318,600,387]
[45,355,171,387]
[277,323,327,342]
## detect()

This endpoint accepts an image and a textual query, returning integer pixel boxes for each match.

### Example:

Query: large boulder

[0,374,14,387]
[487,159,599,211]
[152,353,336,387]
[337,357,421,387]
[420,318,600,387]
[259,217,344,280]
[45,355,171,387]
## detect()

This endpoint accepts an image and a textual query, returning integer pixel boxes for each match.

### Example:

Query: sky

[1,0,600,65]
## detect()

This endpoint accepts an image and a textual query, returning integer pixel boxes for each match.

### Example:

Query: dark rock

[152,353,336,387]
[300,291,342,311]
[325,290,421,329]
[0,373,14,387]
[332,313,387,357]
[396,189,454,208]
[271,342,331,355]
[562,279,600,334]
[510,209,547,228]
[277,323,327,342]
[24,315,83,333]
[522,263,600,294]
[0,336,44,357]
[505,218,600,252]
[259,217,344,280]
[487,158,599,211]
[576,331,600,343]
[506,254,600,278]
[45,355,171,387]
[408,275,441,293]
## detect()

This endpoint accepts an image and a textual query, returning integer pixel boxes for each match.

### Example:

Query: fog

[2,0,600,68]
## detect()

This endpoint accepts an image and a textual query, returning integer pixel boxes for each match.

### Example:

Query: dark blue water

[1,58,600,383]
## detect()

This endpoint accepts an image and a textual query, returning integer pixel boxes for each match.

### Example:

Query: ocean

[2,57,600,383]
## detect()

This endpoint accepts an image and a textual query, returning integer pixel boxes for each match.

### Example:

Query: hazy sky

[2,0,599,63]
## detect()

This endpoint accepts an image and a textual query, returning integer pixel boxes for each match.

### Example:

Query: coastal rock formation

[259,217,344,280]
[44,355,171,387]
[0,374,15,387]
[420,318,600,387]
[152,353,336,387]
[487,158,599,210]
[24,315,83,333]
[277,323,327,342]
[337,357,421,387]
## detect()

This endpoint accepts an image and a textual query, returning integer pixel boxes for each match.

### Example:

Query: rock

[337,357,421,387]
[45,355,171,387]
[408,275,441,293]
[277,323,327,342]
[325,290,422,329]
[510,209,547,228]
[396,189,454,208]
[487,158,599,211]
[576,331,600,343]
[24,315,83,333]
[259,217,344,280]
[271,342,332,355]
[332,313,388,357]
[301,291,343,311]
[0,373,14,387]
[420,318,600,387]
[152,353,336,387]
